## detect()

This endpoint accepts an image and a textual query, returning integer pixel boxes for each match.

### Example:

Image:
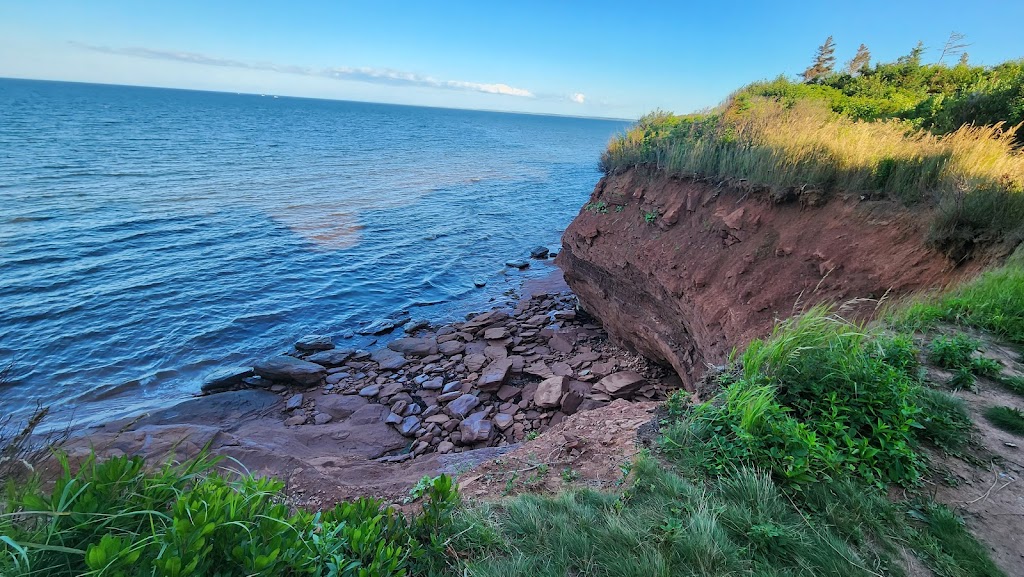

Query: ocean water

[0,78,629,429]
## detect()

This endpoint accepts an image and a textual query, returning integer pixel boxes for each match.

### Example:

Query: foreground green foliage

[901,265,1024,344]
[600,53,1024,252]
[451,458,1001,577]
[0,454,459,576]
[663,308,959,487]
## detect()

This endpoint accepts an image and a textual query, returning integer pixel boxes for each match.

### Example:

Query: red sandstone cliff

[557,168,983,391]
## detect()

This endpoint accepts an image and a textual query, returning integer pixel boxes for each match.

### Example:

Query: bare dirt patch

[922,328,1024,576]
[457,399,658,500]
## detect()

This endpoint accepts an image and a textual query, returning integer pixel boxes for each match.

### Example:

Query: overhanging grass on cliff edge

[601,98,1024,254]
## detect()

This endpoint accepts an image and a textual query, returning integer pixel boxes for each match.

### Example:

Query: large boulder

[253,356,326,387]
[593,371,647,398]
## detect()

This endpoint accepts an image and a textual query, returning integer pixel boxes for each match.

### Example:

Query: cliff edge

[557,168,983,391]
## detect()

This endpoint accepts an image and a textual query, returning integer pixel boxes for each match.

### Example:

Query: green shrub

[665,307,926,487]
[0,453,459,576]
[928,333,980,370]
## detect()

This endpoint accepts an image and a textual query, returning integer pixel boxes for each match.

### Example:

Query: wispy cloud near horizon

[72,42,537,98]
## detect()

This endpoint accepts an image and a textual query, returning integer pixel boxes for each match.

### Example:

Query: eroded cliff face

[557,169,980,392]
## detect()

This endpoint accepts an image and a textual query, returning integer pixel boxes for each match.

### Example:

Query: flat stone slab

[305,348,355,367]
[594,371,647,398]
[254,355,327,387]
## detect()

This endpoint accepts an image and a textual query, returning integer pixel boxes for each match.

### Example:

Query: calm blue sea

[0,78,628,428]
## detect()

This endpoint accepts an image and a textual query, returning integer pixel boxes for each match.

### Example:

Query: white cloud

[73,43,535,99]
[570,92,586,104]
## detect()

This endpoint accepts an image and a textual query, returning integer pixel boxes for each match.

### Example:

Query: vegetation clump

[600,41,1024,254]
[0,454,459,576]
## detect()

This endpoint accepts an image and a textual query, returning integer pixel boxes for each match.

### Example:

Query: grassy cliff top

[602,53,1024,258]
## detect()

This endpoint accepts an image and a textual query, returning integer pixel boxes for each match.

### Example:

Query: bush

[665,308,927,487]
[0,453,459,576]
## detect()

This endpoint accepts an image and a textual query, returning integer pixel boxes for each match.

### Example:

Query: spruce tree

[846,44,871,75]
[802,36,837,82]
[898,41,926,67]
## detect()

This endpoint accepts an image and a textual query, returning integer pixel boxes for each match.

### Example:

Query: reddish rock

[593,371,647,398]
[477,359,512,391]
[534,376,568,409]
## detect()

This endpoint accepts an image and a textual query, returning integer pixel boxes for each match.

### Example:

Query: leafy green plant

[665,307,926,487]
[0,453,460,577]
[560,468,579,483]
[583,201,608,214]
[983,406,1024,435]
[525,431,539,441]
[642,208,659,224]
[928,333,980,370]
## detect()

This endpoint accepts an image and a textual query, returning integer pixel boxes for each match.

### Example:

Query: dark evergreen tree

[802,36,837,82]
[846,44,871,75]
[898,41,926,67]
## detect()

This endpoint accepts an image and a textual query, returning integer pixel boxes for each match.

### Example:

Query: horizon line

[0,75,638,123]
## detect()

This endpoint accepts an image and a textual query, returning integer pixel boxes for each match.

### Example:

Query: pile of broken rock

[208,291,677,461]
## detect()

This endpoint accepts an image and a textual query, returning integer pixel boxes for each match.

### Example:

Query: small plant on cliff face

[643,208,659,224]
[584,201,608,214]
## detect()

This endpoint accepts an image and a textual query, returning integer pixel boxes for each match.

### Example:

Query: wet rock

[535,376,568,409]
[306,348,355,367]
[295,334,334,352]
[358,316,407,336]
[201,366,253,394]
[505,260,530,269]
[530,246,550,259]
[446,394,480,418]
[594,371,647,398]
[385,411,403,425]
[473,279,487,288]
[404,319,431,334]
[464,310,509,331]
[387,337,438,357]
[398,416,421,437]
[253,355,327,387]
[459,413,493,444]
[477,359,512,391]
[370,348,407,371]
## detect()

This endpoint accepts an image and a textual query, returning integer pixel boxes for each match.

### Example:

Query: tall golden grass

[602,98,1024,252]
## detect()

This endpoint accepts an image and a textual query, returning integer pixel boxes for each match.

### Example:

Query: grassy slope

[600,58,1024,255]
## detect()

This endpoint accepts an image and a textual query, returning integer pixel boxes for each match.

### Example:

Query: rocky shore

[61,268,679,504]
[208,282,676,461]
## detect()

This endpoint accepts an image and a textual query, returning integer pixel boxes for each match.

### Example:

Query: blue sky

[1,1,1022,119]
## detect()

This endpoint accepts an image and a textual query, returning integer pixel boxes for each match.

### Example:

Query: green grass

[983,406,1024,435]
[450,457,1002,577]
[997,375,1024,397]
[900,266,1024,344]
